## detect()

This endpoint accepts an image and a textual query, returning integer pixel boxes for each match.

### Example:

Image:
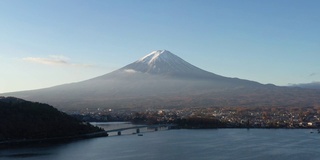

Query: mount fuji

[2,50,320,111]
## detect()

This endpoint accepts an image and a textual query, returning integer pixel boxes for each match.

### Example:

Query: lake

[1,123,320,160]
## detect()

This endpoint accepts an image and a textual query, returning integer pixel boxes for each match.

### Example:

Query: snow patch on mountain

[124,69,137,73]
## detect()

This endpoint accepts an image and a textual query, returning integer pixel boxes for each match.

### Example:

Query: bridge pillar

[136,128,140,133]
[117,131,121,135]
[155,127,158,131]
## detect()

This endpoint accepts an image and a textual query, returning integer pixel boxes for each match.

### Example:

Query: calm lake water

[1,123,320,160]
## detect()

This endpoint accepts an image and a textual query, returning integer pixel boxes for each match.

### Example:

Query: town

[71,106,320,129]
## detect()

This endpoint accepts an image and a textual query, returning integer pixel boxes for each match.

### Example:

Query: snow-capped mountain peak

[119,50,216,78]
[137,50,175,65]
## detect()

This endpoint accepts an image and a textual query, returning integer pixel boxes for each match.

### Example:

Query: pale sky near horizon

[1,0,319,93]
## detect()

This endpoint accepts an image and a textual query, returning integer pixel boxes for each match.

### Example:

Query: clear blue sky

[1,0,319,93]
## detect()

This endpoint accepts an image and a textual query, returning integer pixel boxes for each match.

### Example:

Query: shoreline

[2,125,319,148]
[0,131,109,148]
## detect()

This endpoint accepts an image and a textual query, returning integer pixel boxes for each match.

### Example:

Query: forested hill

[0,97,102,142]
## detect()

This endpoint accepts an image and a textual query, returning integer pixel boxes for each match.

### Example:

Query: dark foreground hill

[0,97,102,143]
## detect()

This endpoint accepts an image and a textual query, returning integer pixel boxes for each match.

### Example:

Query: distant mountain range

[2,50,320,111]
[290,82,320,89]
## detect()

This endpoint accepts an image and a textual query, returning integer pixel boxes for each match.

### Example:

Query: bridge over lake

[103,124,176,136]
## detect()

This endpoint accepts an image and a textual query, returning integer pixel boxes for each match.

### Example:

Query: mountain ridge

[2,50,320,111]
[290,82,320,89]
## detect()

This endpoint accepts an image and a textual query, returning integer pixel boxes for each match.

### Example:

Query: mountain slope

[2,50,320,110]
